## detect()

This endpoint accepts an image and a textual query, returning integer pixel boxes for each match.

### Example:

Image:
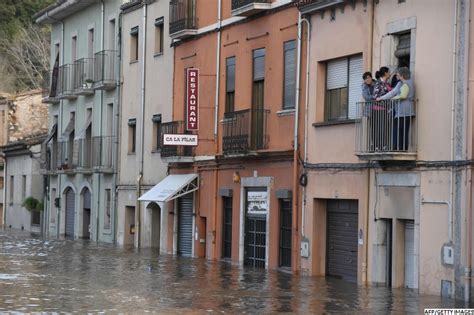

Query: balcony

[160,121,194,161]
[231,0,271,17]
[93,50,117,90]
[73,58,95,96]
[57,140,77,172]
[58,64,77,100]
[169,0,197,39]
[222,108,270,154]
[295,0,345,15]
[41,70,60,104]
[40,142,59,174]
[92,136,114,172]
[75,138,93,172]
[355,99,417,161]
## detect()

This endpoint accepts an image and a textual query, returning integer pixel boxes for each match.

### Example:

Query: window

[88,28,94,58]
[324,54,362,121]
[0,177,4,190]
[152,114,162,151]
[104,189,111,229]
[9,176,13,205]
[128,118,136,154]
[109,19,116,50]
[130,26,139,62]
[252,48,265,149]
[283,40,296,110]
[51,188,56,224]
[21,175,26,202]
[225,57,236,113]
[106,104,114,136]
[71,36,77,62]
[154,17,164,55]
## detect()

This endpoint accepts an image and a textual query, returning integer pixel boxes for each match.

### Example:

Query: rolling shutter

[327,58,348,90]
[404,221,415,289]
[178,193,193,256]
[283,41,296,109]
[226,57,235,92]
[65,189,75,238]
[348,55,363,119]
[253,49,265,81]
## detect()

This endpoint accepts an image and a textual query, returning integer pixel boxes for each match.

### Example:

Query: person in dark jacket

[362,71,375,101]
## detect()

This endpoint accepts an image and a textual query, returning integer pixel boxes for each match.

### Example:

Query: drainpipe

[2,153,6,227]
[46,11,64,239]
[113,11,124,244]
[292,11,306,272]
[96,0,105,242]
[136,2,148,249]
[212,0,222,260]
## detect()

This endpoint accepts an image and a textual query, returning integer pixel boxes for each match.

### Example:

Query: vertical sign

[186,68,199,131]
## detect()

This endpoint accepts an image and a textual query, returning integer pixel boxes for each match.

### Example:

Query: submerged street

[0,229,466,313]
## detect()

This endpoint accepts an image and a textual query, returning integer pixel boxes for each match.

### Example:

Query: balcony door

[252,48,265,150]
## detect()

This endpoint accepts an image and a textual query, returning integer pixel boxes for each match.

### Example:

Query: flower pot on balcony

[83,79,94,89]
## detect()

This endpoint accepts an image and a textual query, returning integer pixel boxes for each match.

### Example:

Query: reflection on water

[0,229,466,313]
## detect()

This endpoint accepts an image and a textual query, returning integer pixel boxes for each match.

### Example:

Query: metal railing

[160,121,194,158]
[57,140,77,170]
[58,64,75,97]
[74,58,94,93]
[92,136,114,169]
[222,108,270,153]
[94,50,117,88]
[75,138,93,169]
[41,142,58,172]
[355,99,418,154]
[231,0,270,10]
[169,0,196,35]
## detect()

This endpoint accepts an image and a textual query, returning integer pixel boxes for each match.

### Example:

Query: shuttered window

[283,40,296,109]
[226,57,235,113]
[325,54,363,121]
[253,48,265,81]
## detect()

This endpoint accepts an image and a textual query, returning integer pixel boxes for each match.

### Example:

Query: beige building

[297,0,473,301]
[116,0,173,249]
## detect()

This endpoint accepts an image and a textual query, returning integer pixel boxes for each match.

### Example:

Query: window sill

[312,119,356,128]
[276,109,295,116]
[154,52,163,57]
[129,60,138,64]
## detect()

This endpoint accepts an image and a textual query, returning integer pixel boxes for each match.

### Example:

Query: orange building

[140,0,304,273]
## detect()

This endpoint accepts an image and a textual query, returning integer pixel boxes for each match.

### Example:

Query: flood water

[0,229,467,313]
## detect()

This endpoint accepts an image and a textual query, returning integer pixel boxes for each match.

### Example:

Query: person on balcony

[362,71,375,101]
[368,67,392,151]
[377,67,415,151]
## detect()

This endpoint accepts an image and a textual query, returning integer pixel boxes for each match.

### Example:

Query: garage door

[326,200,358,282]
[65,189,75,238]
[404,221,415,289]
[177,194,193,256]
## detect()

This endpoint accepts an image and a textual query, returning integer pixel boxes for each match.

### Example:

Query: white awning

[138,174,199,203]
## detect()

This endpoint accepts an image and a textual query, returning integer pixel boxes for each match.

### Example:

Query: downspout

[450,0,458,246]
[213,0,222,260]
[96,0,105,242]
[301,16,310,239]
[2,153,6,227]
[292,11,304,272]
[136,2,148,249]
[113,11,124,244]
[46,11,64,238]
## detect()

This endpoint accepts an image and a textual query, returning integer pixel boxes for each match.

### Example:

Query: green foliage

[23,196,39,212]
[0,0,55,39]
[36,201,44,212]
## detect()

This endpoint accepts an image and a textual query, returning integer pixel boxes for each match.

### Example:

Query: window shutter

[283,41,296,109]
[253,49,265,81]
[226,57,235,92]
[348,55,363,119]
[326,58,348,90]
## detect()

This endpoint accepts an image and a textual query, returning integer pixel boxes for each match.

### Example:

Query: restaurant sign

[186,68,199,131]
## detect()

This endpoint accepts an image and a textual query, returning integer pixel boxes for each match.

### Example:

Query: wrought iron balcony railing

[231,0,270,10]
[160,121,194,158]
[355,99,418,160]
[57,140,77,171]
[58,64,77,99]
[41,70,60,104]
[92,136,114,170]
[169,0,197,37]
[93,50,117,90]
[222,108,270,154]
[75,138,93,169]
[74,58,95,95]
[40,142,59,173]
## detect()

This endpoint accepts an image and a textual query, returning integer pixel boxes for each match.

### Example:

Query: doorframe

[239,176,272,268]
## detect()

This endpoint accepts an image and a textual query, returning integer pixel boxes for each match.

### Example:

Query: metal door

[222,197,232,259]
[326,200,358,282]
[404,221,415,289]
[82,189,91,239]
[65,189,75,238]
[279,199,292,268]
[177,193,193,256]
[244,188,267,268]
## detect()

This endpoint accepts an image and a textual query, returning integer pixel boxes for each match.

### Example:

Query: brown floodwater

[0,228,468,313]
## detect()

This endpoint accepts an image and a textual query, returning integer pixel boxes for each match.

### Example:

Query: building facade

[35,0,123,242]
[116,0,173,249]
[297,0,474,301]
